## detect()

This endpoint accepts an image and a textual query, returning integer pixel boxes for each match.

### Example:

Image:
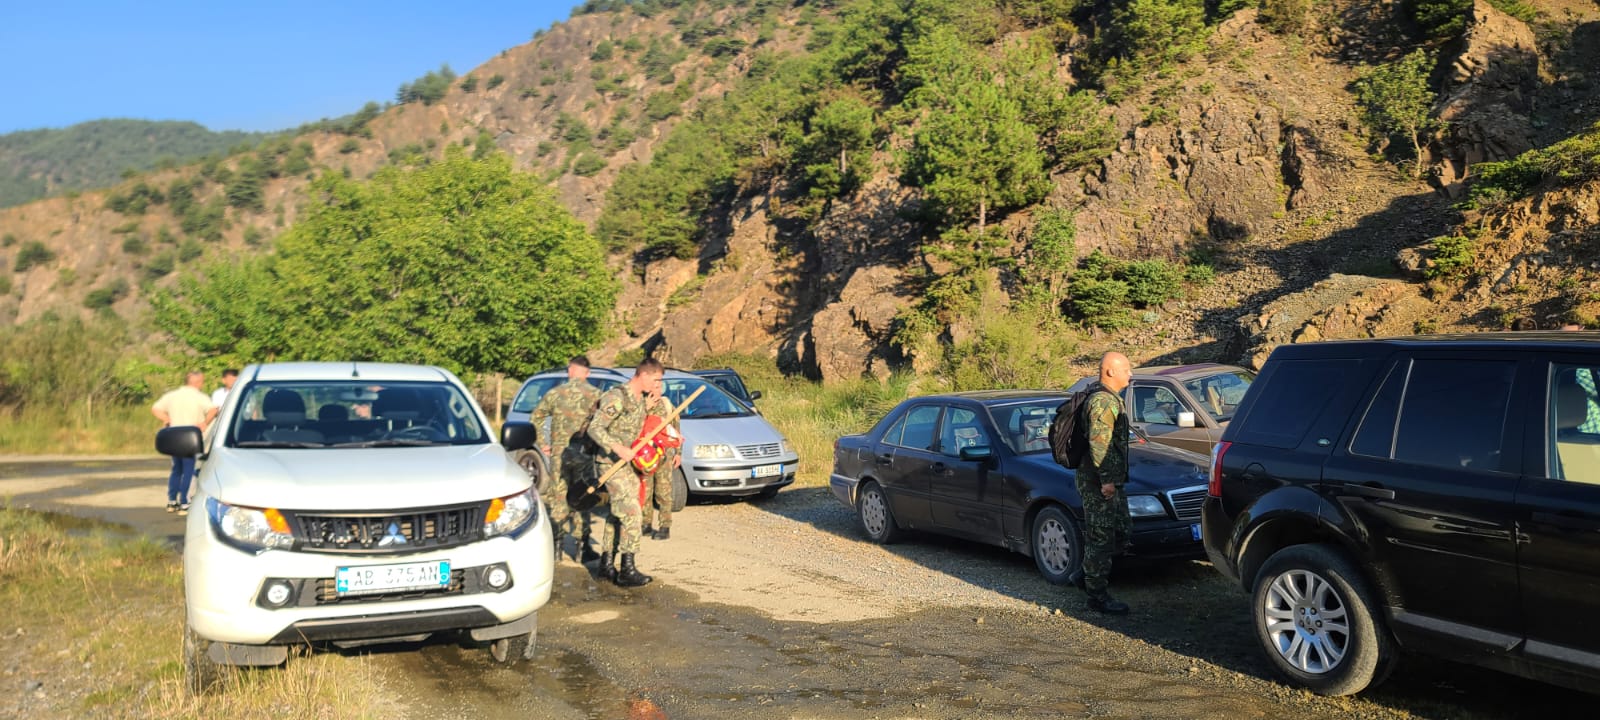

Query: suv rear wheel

[1252,544,1393,696]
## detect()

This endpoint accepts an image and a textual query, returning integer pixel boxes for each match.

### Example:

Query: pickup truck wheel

[1252,544,1393,696]
[857,481,902,544]
[490,627,535,664]
[183,623,225,695]
[1030,505,1083,585]
[671,469,688,513]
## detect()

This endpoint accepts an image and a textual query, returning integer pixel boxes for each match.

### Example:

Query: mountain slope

[0,119,269,208]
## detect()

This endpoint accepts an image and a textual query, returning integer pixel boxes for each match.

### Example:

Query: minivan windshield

[664,378,751,419]
[228,381,489,448]
[510,376,621,414]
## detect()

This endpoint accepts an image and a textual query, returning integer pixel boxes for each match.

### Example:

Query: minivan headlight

[694,443,735,459]
[1127,495,1167,518]
[208,498,295,552]
[484,488,539,539]
[780,438,793,454]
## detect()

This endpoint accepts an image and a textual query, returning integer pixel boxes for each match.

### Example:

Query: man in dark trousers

[1078,351,1133,615]
[587,357,664,587]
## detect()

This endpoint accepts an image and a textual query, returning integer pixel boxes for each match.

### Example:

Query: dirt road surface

[2,458,1589,718]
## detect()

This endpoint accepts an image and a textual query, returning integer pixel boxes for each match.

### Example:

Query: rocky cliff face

[2,1,1597,382]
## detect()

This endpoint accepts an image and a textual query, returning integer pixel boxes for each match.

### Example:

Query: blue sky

[0,1,578,134]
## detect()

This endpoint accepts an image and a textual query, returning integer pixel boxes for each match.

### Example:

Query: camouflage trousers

[1076,481,1132,596]
[539,450,572,531]
[640,452,676,530]
[599,468,644,555]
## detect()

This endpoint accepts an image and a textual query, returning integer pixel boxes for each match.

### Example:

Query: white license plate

[336,560,451,596]
[1190,523,1202,542]
[751,464,782,478]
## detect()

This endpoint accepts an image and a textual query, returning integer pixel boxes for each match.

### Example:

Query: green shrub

[339,138,361,154]
[459,75,479,93]
[1121,259,1185,307]
[1424,235,1475,280]
[1184,262,1215,285]
[0,275,10,294]
[396,64,456,105]
[1354,50,1439,178]
[486,74,505,90]
[1469,121,1600,204]
[110,220,140,234]
[591,40,615,61]
[83,278,130,309]
[2,233,15,247]
[1260,0,1311,33]
[242,226,265,246]
[1069,277,1134,328]
[142,251,176,280]
[121,235,148,255]
[572,152,607,176]
[14,241,55,272]
[178,238,204,262]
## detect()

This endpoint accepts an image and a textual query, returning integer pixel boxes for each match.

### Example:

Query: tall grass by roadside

[0,508,393,719]
[0,403,155,456]
[698,354,917,488]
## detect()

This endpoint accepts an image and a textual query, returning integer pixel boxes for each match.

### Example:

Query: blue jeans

[168,456,196,504]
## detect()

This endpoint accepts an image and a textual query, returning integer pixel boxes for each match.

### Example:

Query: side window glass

[1131,386,1185,425]
[940,407,994,458]
[1552,365,1600,484]
[887,405,941,452]
[1392,358,1516,472]
[1350,360,1408,458]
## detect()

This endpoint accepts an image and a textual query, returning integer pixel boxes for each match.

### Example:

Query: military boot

[653,527,670,540]
[579,525,600,563]
[1087,592,1130,615]
[553,531,565,564]
[596,551,615,582]
[614,553,653,587]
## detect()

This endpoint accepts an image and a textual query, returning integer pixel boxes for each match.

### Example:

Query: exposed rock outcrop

[808,265,908,384]
[1434,0,1545,195]
[1235,274,1427,369]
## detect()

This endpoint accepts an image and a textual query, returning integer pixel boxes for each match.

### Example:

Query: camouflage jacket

[588,385,649,460]
[1079,387,1129,488]
[531,379,600,453]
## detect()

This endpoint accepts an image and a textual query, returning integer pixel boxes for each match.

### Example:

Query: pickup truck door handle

[1531,511,1599,531]
[1341,483,1396,500]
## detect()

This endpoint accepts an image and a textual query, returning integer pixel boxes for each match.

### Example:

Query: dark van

[1202,333,1600,696]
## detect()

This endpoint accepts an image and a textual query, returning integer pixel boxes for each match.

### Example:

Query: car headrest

[317,404,349,422]
[1557,371,1591,431]
[373,388,424,422]
[263,389,306,425]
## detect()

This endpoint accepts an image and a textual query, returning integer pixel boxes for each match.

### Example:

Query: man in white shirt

[211,368,238,410]
[153,371,217,515]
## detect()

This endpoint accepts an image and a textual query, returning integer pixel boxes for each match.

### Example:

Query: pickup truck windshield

[227,381,489,448]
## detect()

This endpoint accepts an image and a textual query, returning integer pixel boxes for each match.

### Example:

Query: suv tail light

[1209,441,1232,497]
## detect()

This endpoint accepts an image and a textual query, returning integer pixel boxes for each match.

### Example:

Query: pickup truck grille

[288,503,487,555]
[1167,486,1209,521]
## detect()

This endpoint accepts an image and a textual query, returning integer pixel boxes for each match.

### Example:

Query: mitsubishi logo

[379,522,408,547]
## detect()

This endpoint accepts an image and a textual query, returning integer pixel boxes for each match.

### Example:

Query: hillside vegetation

[0,120,268,208]
[0,0,1597,442]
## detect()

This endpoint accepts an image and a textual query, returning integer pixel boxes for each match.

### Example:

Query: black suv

[1202,333,1600,696]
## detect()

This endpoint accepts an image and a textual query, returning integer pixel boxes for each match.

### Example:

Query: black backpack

[1049,388,1095,469]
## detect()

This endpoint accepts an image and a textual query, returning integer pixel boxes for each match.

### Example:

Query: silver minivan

[507,368,798,510]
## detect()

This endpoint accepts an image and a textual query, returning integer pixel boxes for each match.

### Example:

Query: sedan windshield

[228,381,489,448]
[664,378,750,419]
[1182,370,1255,423]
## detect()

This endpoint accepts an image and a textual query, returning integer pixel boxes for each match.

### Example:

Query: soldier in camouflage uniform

[1076,351,1134,615]
[640,389,681,540]
[587,357,665,587]
[529,355,601,563]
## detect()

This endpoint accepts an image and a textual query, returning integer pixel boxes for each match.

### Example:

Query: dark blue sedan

[830,390,1210,584]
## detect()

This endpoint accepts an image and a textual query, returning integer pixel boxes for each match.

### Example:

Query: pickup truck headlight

[208,498,295,552]
[694,443,735,459]
[484,488,539,539]
[1127,495,1168,518]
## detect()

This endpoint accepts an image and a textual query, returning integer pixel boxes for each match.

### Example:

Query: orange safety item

[642,415,682,449]
[631,441,664,474]
[630,414,680,475]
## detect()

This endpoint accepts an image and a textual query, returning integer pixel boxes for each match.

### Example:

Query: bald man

[1077,352,1133,615]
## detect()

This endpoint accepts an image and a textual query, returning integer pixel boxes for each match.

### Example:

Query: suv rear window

[1231,359,1360,449]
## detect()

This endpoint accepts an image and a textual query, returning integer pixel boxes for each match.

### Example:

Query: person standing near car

[529,355,602,563]
[152,371,217,515]
[1078,352,1133,615]
[210,368,238,411]
[640,386,681,540]
[587,357,664,587]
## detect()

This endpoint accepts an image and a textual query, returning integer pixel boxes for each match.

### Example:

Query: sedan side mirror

[501,422,537,451]
[749,390,763,402]
[958,445,994,462]
[156,426,204,457]
[1177,412,1197,428]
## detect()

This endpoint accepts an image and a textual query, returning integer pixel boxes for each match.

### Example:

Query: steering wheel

[385,425,448,442]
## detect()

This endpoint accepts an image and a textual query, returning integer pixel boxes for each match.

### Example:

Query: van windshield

[664,378,751,419]
[228,381,489,448]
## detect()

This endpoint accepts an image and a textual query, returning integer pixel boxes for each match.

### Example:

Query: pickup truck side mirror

[1177,411,1197,429]
[501,422,537,451]
[156,426,204,457]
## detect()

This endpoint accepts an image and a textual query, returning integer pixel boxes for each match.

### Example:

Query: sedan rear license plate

[336,560,451,596]
[1190,523,1201,542]
[752,464,782,478]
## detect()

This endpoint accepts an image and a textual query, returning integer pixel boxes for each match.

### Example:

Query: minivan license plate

[751,464,782,478]
[336,560,451,596]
